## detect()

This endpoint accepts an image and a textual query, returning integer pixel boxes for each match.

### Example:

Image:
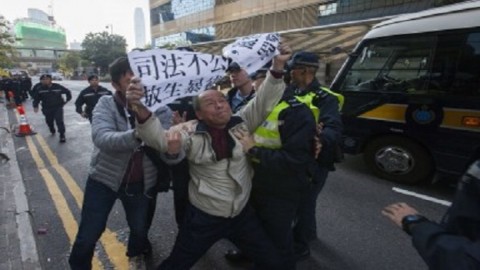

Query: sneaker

[128,255,146,270]
[59,134,66,143]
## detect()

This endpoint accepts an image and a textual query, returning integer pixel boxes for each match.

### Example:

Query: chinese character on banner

[128,49,229,111]
[223,33,280,74]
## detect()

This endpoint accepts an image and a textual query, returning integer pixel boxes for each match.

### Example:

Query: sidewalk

[0,97,42,270]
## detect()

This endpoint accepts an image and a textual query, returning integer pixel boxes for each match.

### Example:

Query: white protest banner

[222,33,280,74]
[128,49,229,111]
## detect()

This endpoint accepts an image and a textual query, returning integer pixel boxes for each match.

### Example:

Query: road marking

[35,135,128,268]
[392,187,452,207]
[25,135,103,269]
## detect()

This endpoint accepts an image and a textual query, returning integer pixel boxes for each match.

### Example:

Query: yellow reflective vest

[253,87,344,149]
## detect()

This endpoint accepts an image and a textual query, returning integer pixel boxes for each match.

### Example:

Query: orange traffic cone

[15,105,37,137]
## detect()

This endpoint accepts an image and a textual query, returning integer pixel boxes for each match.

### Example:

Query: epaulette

[285,97,303,107]
[313,88,329,99]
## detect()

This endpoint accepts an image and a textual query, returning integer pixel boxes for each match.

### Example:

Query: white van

[330,1,480,184]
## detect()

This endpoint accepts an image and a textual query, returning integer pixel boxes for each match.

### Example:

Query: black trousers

[158,203,282,270]
[42,106,65,134]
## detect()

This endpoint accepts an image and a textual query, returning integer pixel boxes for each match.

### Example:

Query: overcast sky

[1,0,151,51]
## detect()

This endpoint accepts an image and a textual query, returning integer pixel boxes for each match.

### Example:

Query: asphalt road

[11,79,453,270]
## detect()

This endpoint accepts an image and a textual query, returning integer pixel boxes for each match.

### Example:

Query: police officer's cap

[287,51,319,69]
[40,74,52,80]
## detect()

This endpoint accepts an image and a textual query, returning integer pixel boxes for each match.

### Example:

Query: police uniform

[284,52,344,258]
[248,90,317,269]
[32,74,72,141]
[74,83,112,122]
[407,160,480,269]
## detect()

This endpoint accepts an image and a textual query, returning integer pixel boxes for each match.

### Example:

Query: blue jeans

[293,165,329,249]
[158,203,282,270]
[69,177,153,270]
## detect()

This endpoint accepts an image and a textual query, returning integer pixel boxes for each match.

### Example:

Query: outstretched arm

[240,43,291,132]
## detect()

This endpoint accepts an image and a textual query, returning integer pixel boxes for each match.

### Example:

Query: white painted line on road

[392,187,452,207]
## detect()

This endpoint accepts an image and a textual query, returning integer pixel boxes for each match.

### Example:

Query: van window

[341,30,480,97]
[340,35,436,93]
[452,32,480,96]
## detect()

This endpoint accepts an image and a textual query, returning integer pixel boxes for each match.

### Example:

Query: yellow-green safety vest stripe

[253,100,291,149]
[253,87,344,149]
[320,87,344,111]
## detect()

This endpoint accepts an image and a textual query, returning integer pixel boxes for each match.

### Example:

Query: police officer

[33,74,72,142]
[11,75,23,105]
[234,67,317,269]
[20,75,32,100]
[286,51,344,260]
[74,75,112,122]
[382,159,480,270]
[0,75,12,102]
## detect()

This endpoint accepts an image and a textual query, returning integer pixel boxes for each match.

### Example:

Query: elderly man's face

[289,66,307,85]
[195,90,232,128]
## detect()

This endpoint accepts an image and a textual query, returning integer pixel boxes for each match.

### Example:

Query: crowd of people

[2,41,478,270]
[0,74,32,105]
[63,43,347,270]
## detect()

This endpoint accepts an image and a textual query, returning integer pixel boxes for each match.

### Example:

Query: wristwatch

[401,215,428,235]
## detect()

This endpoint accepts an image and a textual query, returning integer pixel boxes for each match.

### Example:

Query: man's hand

[232,128,256,153]
[126,77,145,109]
[382,202,419,228]
[166,130,182,155]
[313,122,324,158]
[126,77,151,121]
[33,107,39,113]
[272,42,292,70]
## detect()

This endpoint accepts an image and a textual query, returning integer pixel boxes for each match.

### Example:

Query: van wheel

[364,136,433,184]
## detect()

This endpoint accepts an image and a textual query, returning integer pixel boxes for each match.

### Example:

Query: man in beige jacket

[126,44,292,270]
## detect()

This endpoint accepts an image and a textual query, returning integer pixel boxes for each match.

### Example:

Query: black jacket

[410,159,480,270]
[251,95,316,201]
[74,86,112,117]
[32,83,72,109]
[288,79,343,170]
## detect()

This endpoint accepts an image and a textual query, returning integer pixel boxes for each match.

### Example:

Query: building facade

[150,0,467,83]
[12,8,68,71]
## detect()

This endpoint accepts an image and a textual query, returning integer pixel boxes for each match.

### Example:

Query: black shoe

[59,134,66,143]
[294,246,310,261]
[224,249,250,263]
[50,128,56,135]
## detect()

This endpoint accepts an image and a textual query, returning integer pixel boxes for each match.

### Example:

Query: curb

[1,102,42,270]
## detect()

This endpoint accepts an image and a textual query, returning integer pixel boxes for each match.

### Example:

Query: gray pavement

[0,96,41,270]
